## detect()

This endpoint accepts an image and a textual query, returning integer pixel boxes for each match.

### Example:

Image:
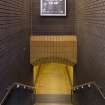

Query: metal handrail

[73,82,105,100]
[65,65,74,104]
[0,82,35,105]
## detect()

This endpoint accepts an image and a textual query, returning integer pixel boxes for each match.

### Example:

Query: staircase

[0,64,73,105]
[35,63,72,105]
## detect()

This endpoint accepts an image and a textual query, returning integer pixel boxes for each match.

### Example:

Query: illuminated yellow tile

[35,63,72,95]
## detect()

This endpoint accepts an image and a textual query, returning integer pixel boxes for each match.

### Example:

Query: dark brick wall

[0,0,32,101]
[75,0,105,90]
[32,0,75,35]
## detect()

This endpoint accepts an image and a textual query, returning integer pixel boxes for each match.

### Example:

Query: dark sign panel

[40,0,66,16]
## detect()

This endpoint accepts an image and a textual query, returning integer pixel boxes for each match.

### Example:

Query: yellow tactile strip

[35,63,71,95]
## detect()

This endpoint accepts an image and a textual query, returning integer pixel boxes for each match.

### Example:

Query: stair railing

[0,82,35,105]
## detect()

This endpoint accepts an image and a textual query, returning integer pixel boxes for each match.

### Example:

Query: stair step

[35,64,71,94]
[35,94,71,103]
[34,104,73,105]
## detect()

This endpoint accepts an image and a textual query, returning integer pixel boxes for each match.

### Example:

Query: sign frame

[40,0,66,16]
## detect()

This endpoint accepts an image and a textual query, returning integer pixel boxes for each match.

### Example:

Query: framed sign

[40,0,66,16]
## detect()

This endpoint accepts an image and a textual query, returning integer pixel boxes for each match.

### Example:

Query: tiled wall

[1,0,105,103]
[30,36,77,65]
[75,0,105,90]
[32,0,75,35]
[0,0,32,101]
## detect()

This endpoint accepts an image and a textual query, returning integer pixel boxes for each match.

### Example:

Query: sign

[40,0,66,16]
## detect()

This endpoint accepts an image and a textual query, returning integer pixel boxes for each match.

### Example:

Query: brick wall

[0,0,32,101]
[75,0,105,90]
